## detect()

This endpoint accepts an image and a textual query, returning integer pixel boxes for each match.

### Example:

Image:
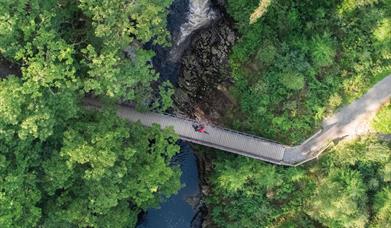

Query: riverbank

[170,2,238,225]
[192,146,219,228]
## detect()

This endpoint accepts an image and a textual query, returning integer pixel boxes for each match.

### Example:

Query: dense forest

[0,0,390,227]
[206,0,391,227]
[0,0,180,227]
[225,0,390,144]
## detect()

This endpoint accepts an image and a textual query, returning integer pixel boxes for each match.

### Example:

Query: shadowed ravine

[138,0,217,227]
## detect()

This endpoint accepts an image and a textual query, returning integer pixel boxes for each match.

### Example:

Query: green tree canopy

[0,0,181,227]
[306,169,368,227]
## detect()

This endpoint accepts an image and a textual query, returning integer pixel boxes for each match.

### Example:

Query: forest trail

[84,74,391,166]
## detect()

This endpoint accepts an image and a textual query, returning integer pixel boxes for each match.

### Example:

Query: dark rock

[173,18,237,122]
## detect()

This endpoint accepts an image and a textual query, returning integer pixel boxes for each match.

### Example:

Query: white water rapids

[170,0,217,61]
[177,0,217,44]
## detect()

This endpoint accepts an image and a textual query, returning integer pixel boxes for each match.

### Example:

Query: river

[137,143,202,228]
[137,0,217,227]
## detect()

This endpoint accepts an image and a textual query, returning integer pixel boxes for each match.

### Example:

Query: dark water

[137,143,201,228]
[146,0,190,85]
[147,0,218,84]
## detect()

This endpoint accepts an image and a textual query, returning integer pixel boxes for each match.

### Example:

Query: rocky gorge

[173,16,237,123]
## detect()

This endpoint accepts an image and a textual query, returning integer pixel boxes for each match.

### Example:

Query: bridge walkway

[78,74,391,166]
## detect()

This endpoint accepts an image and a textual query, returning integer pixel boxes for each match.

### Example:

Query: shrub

[279,71,305,90]
[310,33,336,68]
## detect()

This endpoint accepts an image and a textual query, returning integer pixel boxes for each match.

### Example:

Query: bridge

[85,74,391,166]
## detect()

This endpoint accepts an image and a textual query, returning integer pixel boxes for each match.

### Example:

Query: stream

[137,0,218,227]
[137,143,202,228]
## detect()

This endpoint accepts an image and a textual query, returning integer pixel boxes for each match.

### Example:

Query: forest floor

[0,58,20,77]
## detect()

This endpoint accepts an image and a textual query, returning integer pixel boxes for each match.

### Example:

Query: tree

[372,188,391,227]
[0,0,174,102]
[208,1,390,225]
[0,143,42,227]
[0,0,180,226]
[279,71,305,90]
[78,0,173,100]
[41,111,181,227]
[310,33,336,68]
[207,155,315,227]
[338,0,379,15]
[306,169,368,227]
[372,104,391,134]
[152,81,175,112]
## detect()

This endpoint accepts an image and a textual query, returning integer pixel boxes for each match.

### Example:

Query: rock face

[174,18,236,122]
[172,7,237,227]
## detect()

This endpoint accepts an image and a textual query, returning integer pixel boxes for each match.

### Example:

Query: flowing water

[169,0,218,62]
[147,0,218,83]
[137,0,218,227]
[149,0,218,85]
[176,0,217,45]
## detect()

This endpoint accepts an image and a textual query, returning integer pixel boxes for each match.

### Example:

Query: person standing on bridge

[192,123,209,134]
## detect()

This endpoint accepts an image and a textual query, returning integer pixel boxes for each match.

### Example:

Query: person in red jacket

[192,123,209,134]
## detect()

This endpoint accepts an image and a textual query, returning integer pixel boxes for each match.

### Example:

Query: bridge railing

[156,111,285,146]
